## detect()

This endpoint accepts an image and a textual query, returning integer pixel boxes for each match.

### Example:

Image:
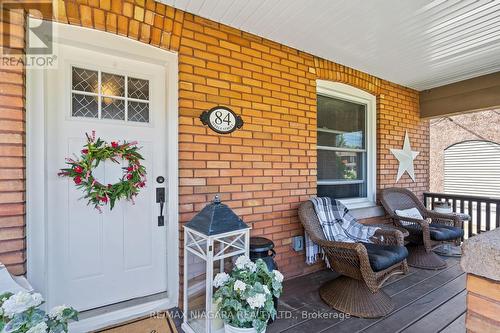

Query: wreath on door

[58,131,146,212]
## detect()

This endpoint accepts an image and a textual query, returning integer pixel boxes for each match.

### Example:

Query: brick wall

[0,0,429,284]
[0,7,26,276]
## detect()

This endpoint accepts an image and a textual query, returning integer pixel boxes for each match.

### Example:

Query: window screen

[317,94,368,199]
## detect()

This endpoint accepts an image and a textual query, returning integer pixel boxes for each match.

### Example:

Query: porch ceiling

[161,0,500,91]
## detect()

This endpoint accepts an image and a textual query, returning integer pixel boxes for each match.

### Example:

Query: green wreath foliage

[59,132,146,211]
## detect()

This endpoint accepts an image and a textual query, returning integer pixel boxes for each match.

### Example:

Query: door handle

[156,187,165,226]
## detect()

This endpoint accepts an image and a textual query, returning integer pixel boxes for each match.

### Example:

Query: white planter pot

[211,301,224,330]
[224,323,266,333]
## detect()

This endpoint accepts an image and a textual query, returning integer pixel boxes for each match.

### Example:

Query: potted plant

[213,255,284,333]
[0,291,78,333]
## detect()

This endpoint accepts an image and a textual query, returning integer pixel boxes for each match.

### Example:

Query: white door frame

[25,20,179,332]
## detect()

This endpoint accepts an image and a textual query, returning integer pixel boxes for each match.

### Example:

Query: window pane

[318,150,365,181]
[128,101,149,123]
[72,93,98,118]
[72,67,98,93]
[318,184,367,199]
[128,77,149,100]
[101,98,125,120]
[317,95,365,149]
[101,72,125,97]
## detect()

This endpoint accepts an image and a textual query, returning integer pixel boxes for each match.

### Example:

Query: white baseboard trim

[69,298,175,333]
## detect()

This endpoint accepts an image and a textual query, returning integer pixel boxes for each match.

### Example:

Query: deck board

[318,264,464,333]
[362,274,465,332]
[402,290,466,333]
[265,256,466,333]
[439,312,466,333]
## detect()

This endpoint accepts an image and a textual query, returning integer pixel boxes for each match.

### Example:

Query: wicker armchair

[380,188,464,270]
[298,201,409,318]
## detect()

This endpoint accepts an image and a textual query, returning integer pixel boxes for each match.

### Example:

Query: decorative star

[390,131,420,182]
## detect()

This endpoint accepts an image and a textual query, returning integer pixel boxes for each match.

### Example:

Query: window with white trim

[316,81,376,208]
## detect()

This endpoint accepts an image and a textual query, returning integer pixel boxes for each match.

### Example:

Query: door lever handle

[156,187,165,226]
[158,201,164,226]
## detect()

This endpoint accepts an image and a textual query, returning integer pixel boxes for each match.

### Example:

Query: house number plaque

[200,106,243,134]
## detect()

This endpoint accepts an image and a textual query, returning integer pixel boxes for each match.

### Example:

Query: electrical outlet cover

[292,235,304,251]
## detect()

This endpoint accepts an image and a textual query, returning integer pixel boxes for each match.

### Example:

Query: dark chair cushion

[429,224,464,241]
[362,243,409,272]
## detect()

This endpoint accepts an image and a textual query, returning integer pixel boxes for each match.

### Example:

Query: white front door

[45,41,168,311]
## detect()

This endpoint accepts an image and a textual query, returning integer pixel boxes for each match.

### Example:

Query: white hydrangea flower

[235,256,252,270]
[26,321,48,333]
[235,255,258,273]
[272,270,284,283]
[233,280,246,292]
[213,272,230,288]
[48,305,69,321]
[247,293,266,309]
[263,285,270,294]
[1,291,43,318]
[246,261,257,273]
[32,293,43,305]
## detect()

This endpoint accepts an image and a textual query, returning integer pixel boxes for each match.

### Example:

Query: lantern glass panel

[186,245,207,332]
[210,256,230,332]
[213,234,246,259]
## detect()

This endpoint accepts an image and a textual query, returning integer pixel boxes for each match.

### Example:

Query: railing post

[486,202,491,231]
[467,200,473,238]
[496,203,500,228]
[476,202,482,234]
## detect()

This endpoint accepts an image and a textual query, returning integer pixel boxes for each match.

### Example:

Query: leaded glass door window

[71,66,150,123]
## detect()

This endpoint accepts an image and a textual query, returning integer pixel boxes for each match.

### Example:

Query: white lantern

[182,195,250,333]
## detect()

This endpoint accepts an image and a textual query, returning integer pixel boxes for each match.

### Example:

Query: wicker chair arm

[371,228,405,246]
[393,215,430,230]
[314,238,374,276]
[313,238,365,253]
[426,210,463,228]
[394,215,433,250]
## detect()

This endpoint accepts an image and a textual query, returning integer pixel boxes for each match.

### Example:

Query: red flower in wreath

[126,174,133,180]
[111,141,119,148]
[74,165,83,173]
[81,149,88,154]
[100,196,108,203]
[74,176,82,184]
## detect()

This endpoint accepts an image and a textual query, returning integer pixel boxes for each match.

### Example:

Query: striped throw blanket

[305,197,379,265]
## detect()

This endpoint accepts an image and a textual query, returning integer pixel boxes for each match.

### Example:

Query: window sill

[338,199,385,219]
[350,206,385,220]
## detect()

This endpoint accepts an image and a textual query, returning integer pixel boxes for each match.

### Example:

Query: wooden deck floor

[267,256,466,333]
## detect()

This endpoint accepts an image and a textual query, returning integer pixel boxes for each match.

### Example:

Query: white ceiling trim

[162,0,500,90]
